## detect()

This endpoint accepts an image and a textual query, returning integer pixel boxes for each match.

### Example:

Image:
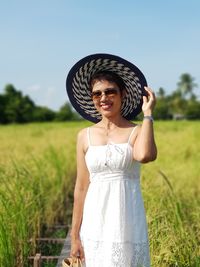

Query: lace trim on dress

[82,239,150,267]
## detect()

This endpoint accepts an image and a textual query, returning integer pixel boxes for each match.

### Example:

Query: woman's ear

[121,89,126,99]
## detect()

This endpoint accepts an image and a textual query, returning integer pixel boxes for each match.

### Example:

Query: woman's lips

[100,103,112,110]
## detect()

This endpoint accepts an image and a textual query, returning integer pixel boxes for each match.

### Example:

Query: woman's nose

[100,92,107,101]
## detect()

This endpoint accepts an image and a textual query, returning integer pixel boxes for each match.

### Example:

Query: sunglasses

[91,88,119,100]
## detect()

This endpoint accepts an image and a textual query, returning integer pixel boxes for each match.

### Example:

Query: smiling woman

[65,53,157,267]
[90,71,124,108]
[91,80,122,119]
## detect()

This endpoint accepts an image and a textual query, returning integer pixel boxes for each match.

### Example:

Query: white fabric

[80,127,150,267]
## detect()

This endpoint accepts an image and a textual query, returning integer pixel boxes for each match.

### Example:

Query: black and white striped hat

[66,53,147,123]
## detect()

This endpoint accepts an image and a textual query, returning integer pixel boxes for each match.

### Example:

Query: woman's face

[91,79,124,118]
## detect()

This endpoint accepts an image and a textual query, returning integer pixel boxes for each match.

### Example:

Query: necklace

[104,123,119,144]
[100,122,125,167]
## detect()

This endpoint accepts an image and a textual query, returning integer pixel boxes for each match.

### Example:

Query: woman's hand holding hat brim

[142,86,156,116]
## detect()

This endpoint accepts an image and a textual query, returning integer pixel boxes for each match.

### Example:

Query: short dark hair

[90,71,125,93]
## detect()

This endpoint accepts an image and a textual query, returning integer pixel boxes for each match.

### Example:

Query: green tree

[153,88,171,119]
[177,73,197,99]
[4,84,18,96]
[0,94,7,123]
[157,87,166,99]
[33,106,56,122]
[153,98,171,120]
[185,99,200,119]
[168,90,187,116]
[4,84,35,123]
[56,102,80,121]
[19,96,35,122]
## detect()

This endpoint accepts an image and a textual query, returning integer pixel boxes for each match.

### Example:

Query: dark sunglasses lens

[105,89,118,96]
[92,88,119,99]
[92,91,101,98]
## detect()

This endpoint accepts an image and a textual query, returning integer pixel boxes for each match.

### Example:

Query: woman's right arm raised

[70,129,90,261]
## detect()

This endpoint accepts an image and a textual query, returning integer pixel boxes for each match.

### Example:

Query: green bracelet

[143,115,154,122]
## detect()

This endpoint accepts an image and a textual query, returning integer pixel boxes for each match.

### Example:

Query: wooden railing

[28,226,71,267]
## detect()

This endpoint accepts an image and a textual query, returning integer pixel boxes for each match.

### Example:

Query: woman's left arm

[133,87,157,163]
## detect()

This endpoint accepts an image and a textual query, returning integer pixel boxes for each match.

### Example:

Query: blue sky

[0,0,199,110]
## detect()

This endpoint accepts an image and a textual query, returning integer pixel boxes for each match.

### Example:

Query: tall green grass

[142,121,200,266]
[0,122,88,267]
[0,121,200,266]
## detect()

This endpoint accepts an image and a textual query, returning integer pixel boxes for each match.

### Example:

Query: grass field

[0,121,200,266]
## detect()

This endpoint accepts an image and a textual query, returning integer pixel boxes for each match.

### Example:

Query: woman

[66,53,157,267]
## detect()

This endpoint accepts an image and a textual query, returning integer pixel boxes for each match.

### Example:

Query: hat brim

[66,53,147,123]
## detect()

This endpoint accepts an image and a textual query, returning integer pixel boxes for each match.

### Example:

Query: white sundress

[80,127,150,267]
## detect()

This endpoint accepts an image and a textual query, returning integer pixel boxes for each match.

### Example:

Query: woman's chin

[100,111,118,120]
[100,109,113,116]
[100,105,113,113]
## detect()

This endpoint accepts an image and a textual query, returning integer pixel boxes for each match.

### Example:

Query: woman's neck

[100,115,126,131]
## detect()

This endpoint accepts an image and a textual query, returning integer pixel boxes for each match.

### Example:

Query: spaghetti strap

[128,125,138,144]
[87,127,91,147]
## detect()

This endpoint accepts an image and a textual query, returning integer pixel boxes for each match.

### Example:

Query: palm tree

[157,87,165,99]
[177,73,197,99]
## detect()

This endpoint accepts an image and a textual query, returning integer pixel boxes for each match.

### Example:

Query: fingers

[70,250,80,258]
[142,95,147,104]
[70,247,79,258]
[142,86,156,113]
[144,86,156,99]
[70,246,85,262]
[79,247,85,261]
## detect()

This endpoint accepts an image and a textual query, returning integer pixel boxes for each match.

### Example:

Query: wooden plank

[56,230,71,267]
[33,253,41,267]
[29,256,59,260]
[35,238,65,243]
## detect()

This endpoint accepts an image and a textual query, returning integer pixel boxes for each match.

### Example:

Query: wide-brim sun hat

[66,53,147,123]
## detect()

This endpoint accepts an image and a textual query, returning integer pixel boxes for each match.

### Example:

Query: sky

[0,0,199,111]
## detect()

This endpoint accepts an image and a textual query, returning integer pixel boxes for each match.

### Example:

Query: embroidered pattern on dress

[82,239,150,267]
[105,143,125,169]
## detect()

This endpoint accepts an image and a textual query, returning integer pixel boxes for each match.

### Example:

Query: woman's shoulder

[122,121,141,131]
[129,122,141,135]
[77,127,88,140]
[76,127,89,153]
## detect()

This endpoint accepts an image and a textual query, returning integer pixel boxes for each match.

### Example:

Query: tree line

[152,73,200,120]
[0,73,199,124]
[0,84,80,124]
